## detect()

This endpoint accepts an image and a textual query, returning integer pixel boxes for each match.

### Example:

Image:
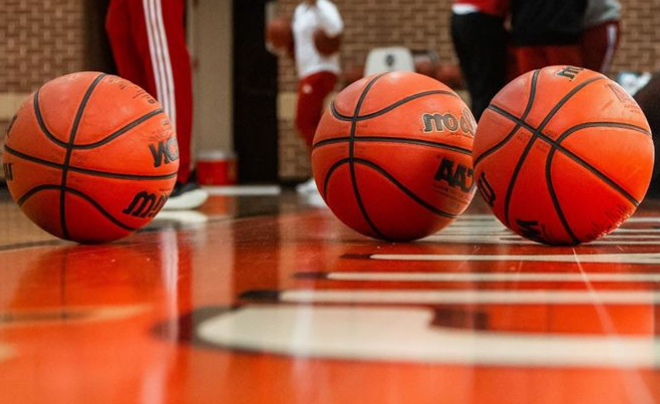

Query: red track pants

[513,44,583,76]
[296,71,338,149]
[106,0,193,183]
[581,20,620,74]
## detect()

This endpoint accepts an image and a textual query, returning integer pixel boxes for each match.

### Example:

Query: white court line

[371,253,660,264]
[153,210,211,224]
[447,215,660,224]
[204,185,281,196]
[426,216,660,245]
[281,289,660,305]
[326,272,660,282]
[424,235,660,246]
[625,217,660,223]
[434,229,660,236]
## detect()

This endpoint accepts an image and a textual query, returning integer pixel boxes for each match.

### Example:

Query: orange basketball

[313,29,341,56]
[473,66,654,245]
[266,17,293,52]
[3,72,179,243]
[311,71,477,241]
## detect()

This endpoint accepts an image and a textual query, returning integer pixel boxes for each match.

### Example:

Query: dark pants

[451,12,507,121]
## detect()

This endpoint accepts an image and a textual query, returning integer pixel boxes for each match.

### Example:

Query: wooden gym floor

[1,186,660,404]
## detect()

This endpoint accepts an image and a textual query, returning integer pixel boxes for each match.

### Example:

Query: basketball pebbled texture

[311,71,476,241]
[473,66,654,245]
[3,72,179,243]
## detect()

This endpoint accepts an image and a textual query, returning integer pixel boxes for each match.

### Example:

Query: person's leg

[106,0,147,86]
[107,0,193,185]
[295,71,337,194]
[581,20,620,73]
[451,12,507,120]
[157,0,194,184]
[295,71,338,148]
[544,44,583,67]
[514,46,549,75]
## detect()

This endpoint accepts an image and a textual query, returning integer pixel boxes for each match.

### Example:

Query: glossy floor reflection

[1,188,660,404]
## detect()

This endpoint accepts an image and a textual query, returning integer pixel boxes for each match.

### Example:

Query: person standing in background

[106,0,208,210]
[451,0,509,121]
[510,0,587,75]
[292,0,343,194]
[581,0,621,74]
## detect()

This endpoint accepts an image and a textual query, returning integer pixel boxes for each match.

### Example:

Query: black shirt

[511,0,587,46]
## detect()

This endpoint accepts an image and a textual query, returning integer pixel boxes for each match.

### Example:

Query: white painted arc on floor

[370,253,660,264]
[197,306,660,367]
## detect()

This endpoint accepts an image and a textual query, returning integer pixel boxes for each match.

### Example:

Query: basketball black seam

[34,90,69,149]
[545,149,580,245]
[489,106,642,206]
[502,137,538,227]
[322,158,458,219]
[60,73,107,239]
[492,106,651,139]
[500,75,605,231]
[312,136,472,155]
[552,122,647,206]
[17,185,55,206]
[71,108,165,149]
[331,90,459,122]
[349,73,389,240]
[323,158,350,198]
[354,158,458,218]
[4,145,178,181]
[473,69,540,167]
[17,185,136,232]
[4,145,62,171]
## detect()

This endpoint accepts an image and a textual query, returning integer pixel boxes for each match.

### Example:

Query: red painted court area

[1,191,660,404]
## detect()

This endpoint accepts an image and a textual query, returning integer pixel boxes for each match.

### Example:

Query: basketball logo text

[434,158,474,193]
[122,191,168,218]
[149,137,179,168]
[423,111,475,136]
[607,83,635,105]
[477,171,495,206]
[3,163,13,181]
[556,66,583,80]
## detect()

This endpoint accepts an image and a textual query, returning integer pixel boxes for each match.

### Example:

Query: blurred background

[0,0,658,186]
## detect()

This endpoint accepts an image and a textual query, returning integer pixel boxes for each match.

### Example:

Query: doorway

[232,0,279,183]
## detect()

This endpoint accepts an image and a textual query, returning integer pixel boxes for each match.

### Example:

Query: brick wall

[0,0,84,170]
[0,0,86,92]
[612,0,660,73]
[0,0,111,165]
[277,0,660,181]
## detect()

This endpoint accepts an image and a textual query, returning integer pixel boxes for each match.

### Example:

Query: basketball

[3,72,179,243]
[311,71,477,241]
[473,66,654,245]
[266,17,293,52]
[434,63,464,90]
[314,28,341,55]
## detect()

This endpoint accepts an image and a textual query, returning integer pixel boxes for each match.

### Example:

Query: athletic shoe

[163,181,209,210]
[296,178,318,194]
